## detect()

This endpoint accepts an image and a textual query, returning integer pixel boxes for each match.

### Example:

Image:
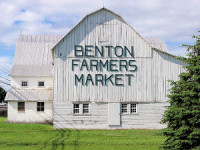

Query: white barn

[5,8,185,129]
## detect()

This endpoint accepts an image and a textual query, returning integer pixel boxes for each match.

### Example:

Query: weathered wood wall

[8,101,53,123]
[53,9,185,103]
[53,8,185,129]
[53,102,168,129]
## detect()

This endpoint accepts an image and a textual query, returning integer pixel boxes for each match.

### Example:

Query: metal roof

[10,35,63,76]
[51,8,171,56]
[51,7,153,51]
[10,33,170,77]
[144,37,168,52]
[10,65,53,77]
[5,88,53,101]
[10,35,170,77]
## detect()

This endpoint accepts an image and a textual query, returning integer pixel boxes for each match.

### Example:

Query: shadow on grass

[39,112,80,150]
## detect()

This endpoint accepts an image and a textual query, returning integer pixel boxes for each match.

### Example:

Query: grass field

[0,117,166,150]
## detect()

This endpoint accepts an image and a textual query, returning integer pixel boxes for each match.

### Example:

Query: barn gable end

[52,8,152,58]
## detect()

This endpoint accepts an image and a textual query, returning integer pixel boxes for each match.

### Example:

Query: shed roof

[5,88,53,101]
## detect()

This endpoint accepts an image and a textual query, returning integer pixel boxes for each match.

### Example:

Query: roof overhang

[5,88,53,102]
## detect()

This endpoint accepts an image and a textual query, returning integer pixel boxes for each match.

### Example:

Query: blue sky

[0,0,200,89]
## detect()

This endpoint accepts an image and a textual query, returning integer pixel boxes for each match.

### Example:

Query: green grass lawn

[0,117,165,150]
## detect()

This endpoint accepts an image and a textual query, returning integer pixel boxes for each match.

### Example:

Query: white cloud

[0,0,199,56]
[0,0,199,89]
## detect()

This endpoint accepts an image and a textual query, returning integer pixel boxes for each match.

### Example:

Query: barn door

[108,103,120,126]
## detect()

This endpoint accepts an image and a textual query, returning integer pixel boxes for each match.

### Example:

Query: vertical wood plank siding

[53,10,185,103]
[53,102,168,129]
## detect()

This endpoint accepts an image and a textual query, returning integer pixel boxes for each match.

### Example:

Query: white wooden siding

[53,102,167,129]
[53,9,185,103]
[8,101,53,123]
[52,8,185,129]
[11,76,53,89]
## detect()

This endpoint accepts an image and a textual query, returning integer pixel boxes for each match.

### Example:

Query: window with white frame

[83,104,89,114]
[121,103,137,114]
[73,104,80,114]
[130,103,137,113]
[73,103,89,114]
[21,81,28,87]
[121,104,128,114]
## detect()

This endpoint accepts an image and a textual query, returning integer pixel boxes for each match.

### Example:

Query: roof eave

[152,47,182,58]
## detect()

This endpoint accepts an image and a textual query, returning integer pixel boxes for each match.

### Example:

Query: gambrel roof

[10,35,170,77]
[51,7,175,57]
[10,8,174,77]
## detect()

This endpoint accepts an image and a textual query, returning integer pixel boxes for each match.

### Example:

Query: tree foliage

[0,86,6,103]
[161,33,200,150]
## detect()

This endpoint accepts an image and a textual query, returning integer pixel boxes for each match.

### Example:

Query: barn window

[73,103,90,115]
[18,102,25,111]
[21,81,28,87]
[73,104,80,114]
[37,102,44,112]
[130,103,137,113]
[83,104,89,114]
[121,104,128,113]
[38,81,44,87]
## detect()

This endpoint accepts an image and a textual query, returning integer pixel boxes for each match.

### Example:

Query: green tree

[0,86,6,103]
[161,33,200,150]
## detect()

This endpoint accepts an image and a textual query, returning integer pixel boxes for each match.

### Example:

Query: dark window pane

[74,104,79,108]
[83,104,88,108]
[130,104,137,113]
[21,81,28,87]
[41,107,44,111]
[41,102,44,106]
[37,102,44,112]
[74,104,79,114]
[83,104,89,114]
[122,104,127,113]
[18,102,25,111]
[83,109,89,114]
[38,82,44,86]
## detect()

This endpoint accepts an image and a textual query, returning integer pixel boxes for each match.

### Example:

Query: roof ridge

[18,34,63,42]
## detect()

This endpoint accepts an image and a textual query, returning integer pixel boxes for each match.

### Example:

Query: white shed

[5,8,185,129]
[5,35,63,124]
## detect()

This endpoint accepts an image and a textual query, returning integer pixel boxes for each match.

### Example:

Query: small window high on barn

[130,103,137,113]
[37,102,44,112]
[83,104,89,114]
[18,102,25,111]
[121,104,128,114]
[73,104,80,114]
[38,81,44,87]
[21,81,28,87]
